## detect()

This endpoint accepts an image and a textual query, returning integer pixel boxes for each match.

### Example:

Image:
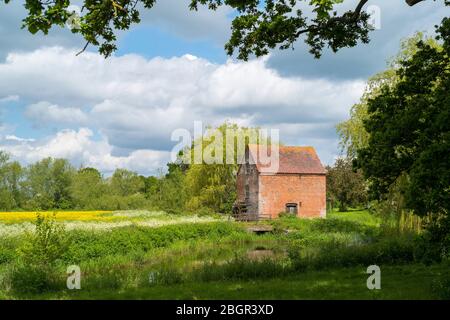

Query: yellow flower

[0,211,114,223]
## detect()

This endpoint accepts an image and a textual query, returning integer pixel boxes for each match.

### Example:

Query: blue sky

[0,0,448,175]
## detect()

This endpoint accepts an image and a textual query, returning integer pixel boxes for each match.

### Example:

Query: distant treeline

[0,121,368,214]
[0,150,187,213]
[0,123,249,214]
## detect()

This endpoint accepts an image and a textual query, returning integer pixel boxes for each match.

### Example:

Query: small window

[286,203,298,214]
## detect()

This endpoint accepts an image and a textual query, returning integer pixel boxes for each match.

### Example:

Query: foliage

[17,213,69,266]
[0,151,24,211]
[5,0,446,58]
[62,222,243,263]
[183,122,270,214]
[110,169,145,197]
[337,32,447,232]
[70,167,105,209]
[154,166,188,214]
[355,19,450,218]
[23,158,75,210]
[415,215,450,263]
[326,157,367,211]
[336,32,442,158]
[7,263,60,294]
[7,213,69,294]
[0,209,448,299]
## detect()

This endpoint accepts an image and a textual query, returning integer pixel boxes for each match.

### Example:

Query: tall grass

[0,209,445,298]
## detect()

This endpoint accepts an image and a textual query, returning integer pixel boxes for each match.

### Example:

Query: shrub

[415,215,450,264]
[7,213,69,295]
[7,263,61,294]
[17,213,69,266]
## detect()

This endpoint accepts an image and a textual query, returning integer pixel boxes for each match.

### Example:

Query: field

[0,209,448,300]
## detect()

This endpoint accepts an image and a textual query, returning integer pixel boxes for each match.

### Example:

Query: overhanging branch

[405,0,426,6]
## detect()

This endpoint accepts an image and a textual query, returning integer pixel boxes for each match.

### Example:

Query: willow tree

[182,122,272,214]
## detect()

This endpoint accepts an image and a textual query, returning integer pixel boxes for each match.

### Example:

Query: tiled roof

[247,144,326,174]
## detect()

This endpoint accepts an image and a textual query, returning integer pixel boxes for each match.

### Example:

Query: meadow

[0,209,448,300]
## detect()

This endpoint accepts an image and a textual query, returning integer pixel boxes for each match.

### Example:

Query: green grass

[32,263,446,300]
[328,209,381,228]
[0,208,447,300]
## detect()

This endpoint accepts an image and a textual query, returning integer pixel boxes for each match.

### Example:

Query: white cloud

[0,95,19,103]
[4,135,35,143]
[0,128,169,175]
[25,101,88,126]
[0,47,365,170]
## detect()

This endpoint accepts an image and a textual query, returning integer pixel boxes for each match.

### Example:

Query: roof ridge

[246,144,325,174]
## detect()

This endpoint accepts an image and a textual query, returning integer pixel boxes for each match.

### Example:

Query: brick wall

[258,174,326,218]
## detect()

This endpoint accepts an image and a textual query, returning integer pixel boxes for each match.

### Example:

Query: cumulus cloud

[0,128,169,175]
[25,101,88,127]
[0,47,365,171]
[0,0,446,174]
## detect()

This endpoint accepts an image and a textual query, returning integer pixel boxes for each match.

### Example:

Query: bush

[7,263,61,294]
[415,215,450,264]
[18,213,69,266]
[6,213,69,295]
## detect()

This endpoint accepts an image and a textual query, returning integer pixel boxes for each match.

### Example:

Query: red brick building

[236,145,326,219]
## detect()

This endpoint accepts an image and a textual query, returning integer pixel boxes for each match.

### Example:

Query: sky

[0,0,448,175]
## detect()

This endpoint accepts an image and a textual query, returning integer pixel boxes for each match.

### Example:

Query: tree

[3,0,444,58]
[183,123,238,213]
[157,165,187,214]
[326,157,367,211]
[24,158,75,210]
[110,168,144,196]
[0,151,24,210]
[70,167,106,209]
[355,18,450,218]
[184,122,271,213]
[337,32,442,158]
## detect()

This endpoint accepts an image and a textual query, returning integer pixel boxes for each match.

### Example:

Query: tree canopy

[355,17,450,217]
[3,0,446,58]
[337,32,442,158]
[326,156,367,211]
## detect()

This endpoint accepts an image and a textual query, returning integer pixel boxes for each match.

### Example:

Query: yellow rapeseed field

[0,211,115,223]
